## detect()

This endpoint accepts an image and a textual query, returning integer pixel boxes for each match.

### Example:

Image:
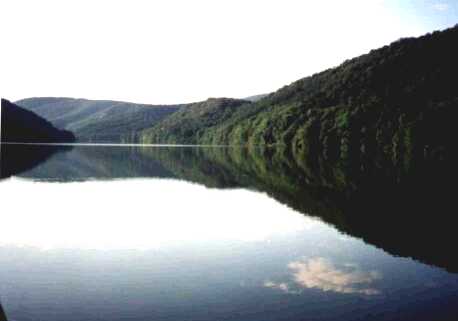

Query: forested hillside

[1,99,75,143]
[8,24,458,165]
[16,97,183,142]
[140,25,458,171]
[140,98,249,144]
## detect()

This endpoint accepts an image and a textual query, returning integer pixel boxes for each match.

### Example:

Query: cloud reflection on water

[265,257,381,296]
[0,178,318,250]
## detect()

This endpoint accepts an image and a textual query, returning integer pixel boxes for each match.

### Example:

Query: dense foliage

[141,25,458,171]
[140,98,249,144]
[16,97,182,143]
[1,99,75,143]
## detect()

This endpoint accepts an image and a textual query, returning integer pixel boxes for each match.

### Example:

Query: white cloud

[265,257,381,296]
[433,3,449,11]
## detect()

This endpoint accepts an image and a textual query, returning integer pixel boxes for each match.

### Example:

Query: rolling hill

[1,99,75,143]
[139,24,458,171]
[140,98,249,144]
[15,97,183,143]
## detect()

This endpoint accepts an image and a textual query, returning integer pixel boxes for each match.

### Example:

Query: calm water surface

[1,144,458,321]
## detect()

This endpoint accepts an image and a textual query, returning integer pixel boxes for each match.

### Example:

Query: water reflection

[1,144,458,320]
[0,144,70,179]
[3,144,458,273]
[0,303,7,321]
[0,179,310,249]
[265,257,381,296]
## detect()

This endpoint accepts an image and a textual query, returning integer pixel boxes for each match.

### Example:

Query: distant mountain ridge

[15,97,183,143]
[1,99,75,143]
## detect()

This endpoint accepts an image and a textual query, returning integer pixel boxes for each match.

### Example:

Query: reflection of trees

[137,146,458,273]
[0,144,71,180]
[13,144,458,273]
[0,302,7,321]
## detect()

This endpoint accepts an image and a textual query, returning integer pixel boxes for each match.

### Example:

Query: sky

[0,0,456,104]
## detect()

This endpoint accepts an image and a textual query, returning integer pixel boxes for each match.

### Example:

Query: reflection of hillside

[139,146,458,273]
[0,144,71,179]
[0,302,7,321]
[13,144,458,272]
[18,145,175,181]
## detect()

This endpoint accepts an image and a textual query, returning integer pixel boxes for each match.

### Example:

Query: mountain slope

[16,97,183,143]
[203,25,458,143]
[141,25,458,170]
[140,98,250,144]
[1,99,75,143]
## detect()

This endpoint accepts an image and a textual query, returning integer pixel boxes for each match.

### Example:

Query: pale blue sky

[386,0,457,32]
[0,0,456,104]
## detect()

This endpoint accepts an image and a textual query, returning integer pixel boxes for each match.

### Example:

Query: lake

[1,144,458,321]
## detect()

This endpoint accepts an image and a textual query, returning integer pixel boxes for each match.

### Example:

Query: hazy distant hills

[243,94,268,102]
[1,99,75,143]
[15,97,183,142]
